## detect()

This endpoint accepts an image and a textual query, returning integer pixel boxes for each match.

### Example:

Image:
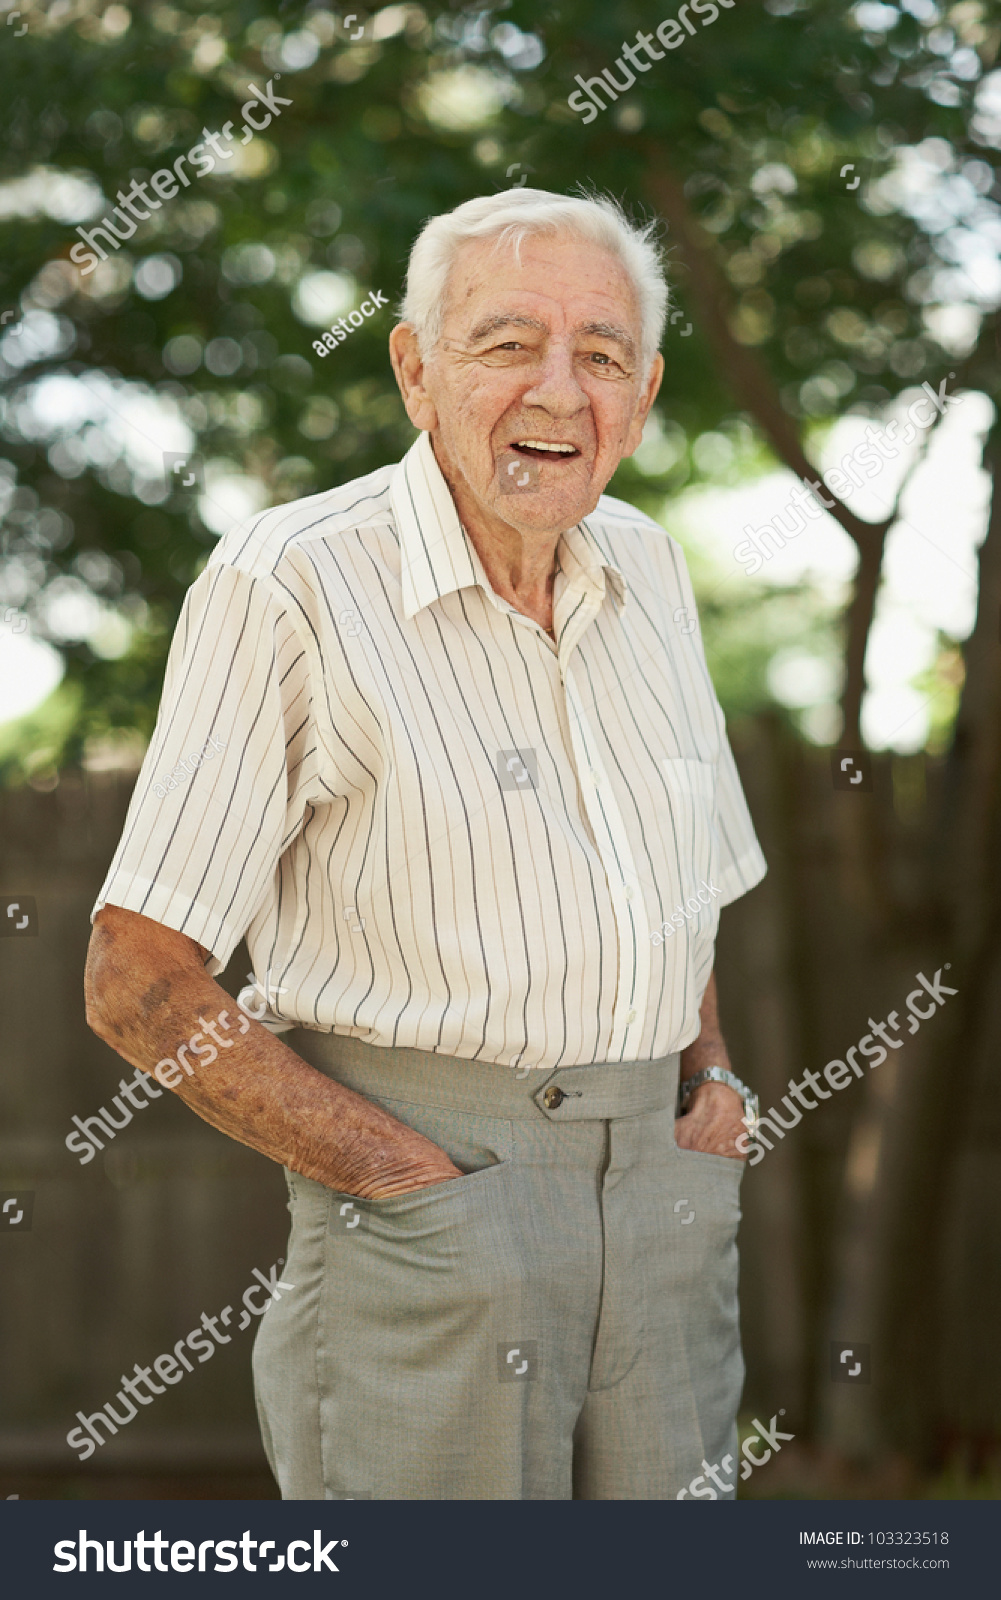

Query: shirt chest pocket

[660,756,718,890]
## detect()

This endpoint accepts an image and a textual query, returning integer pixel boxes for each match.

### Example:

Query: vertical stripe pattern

[94,432,766,1069]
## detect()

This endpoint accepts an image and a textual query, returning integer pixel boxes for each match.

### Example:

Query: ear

[389,324,438,432]
[621,352,665,459]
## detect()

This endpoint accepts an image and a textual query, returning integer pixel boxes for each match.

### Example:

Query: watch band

[678,1065,760,1135]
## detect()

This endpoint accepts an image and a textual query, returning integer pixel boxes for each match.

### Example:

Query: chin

[497,492,595,531]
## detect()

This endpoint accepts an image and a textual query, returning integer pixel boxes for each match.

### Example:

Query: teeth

[514,440,577,453]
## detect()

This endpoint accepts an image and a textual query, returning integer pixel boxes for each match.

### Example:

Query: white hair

[399,187,668,373]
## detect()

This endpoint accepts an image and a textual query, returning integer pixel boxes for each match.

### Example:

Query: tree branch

[642,159,941,744]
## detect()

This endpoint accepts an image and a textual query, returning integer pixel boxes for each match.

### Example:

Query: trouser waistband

[288,1029,681,1122]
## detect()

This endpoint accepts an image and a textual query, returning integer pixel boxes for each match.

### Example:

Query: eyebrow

[576,321,637,361]
[464,313,637,363]
[466,314,549,342]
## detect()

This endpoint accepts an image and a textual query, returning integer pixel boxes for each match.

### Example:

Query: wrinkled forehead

[442,230,642,344]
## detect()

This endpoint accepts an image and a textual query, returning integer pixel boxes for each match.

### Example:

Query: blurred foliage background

[0,0,997,783]
[2,0,1001,1499]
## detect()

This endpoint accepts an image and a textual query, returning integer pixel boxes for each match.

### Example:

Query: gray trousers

[253,1032,745,1500]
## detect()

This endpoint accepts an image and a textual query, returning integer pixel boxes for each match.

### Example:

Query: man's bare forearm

[84,906,462,1198]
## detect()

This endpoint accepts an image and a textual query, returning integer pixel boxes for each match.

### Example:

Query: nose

[520,342,589,420]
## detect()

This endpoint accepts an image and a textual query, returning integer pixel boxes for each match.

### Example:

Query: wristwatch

[678,1066,759,1136]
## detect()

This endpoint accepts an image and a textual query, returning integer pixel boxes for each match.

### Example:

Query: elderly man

[86,188,765,1501]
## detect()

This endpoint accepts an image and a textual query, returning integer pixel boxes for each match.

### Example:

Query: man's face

[392,231,663,538]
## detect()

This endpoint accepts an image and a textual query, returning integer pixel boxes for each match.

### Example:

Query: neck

[432,437,562,636]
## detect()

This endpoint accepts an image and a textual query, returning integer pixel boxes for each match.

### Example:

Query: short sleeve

[712,725,767,907]
[666,526,767,909]
[93,562,320,973]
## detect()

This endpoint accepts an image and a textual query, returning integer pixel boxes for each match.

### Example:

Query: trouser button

[543,1086,564,1110]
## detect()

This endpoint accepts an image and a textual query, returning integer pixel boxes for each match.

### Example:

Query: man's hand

[674,1081,746,1161]
[86,906,465,1201]
[356,1155,464,1201]
[675,971,746,1161]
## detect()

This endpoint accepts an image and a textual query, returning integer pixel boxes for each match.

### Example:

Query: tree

[1,0,999,1481]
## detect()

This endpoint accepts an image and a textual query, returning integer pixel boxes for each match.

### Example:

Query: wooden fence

[0,720,992,1495]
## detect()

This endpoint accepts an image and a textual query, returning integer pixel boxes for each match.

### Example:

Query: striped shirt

[94,431,766,1070]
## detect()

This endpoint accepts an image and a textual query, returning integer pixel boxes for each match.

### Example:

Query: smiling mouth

[508,439,581,460]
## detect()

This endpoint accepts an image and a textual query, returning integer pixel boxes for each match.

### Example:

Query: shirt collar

[390,431,629,621]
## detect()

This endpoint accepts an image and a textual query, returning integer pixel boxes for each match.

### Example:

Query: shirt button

[543,1086,565,1110]
[624,885,635,900]
[626,1008,638,1025]
[589,768,601,784]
